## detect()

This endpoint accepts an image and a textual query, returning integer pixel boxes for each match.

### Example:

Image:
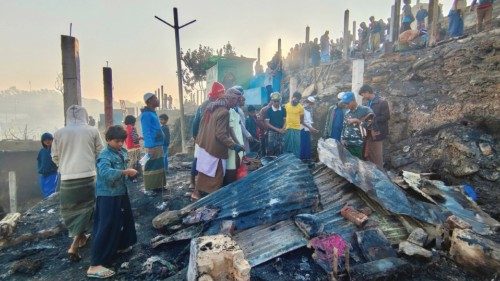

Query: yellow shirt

[284,103,304,130]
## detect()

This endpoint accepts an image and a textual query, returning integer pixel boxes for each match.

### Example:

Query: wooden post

[8,172,17,213]
[161,85,164,109]
[278,38,282,57]
[61,35,82,125]
[103,67,113,128]
[392,0,401,42]
[428,0,439,46]
[155,8,196,153]
[352,21,357,43]
[343,10,350,60]
[305,26,310,67]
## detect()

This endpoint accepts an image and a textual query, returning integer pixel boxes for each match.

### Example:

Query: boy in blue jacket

[87,125,137,279]
[37,133,58,198]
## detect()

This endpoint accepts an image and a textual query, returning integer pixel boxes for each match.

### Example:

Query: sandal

[68,251,82,262]
[87,267,115,279]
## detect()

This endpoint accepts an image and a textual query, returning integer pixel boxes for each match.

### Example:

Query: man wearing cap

[340,92,374,159]
[140,93,165,190]
[300,96,319,162]
[194,92,244,197]
[189,82,225,191]
[359,84,390,169]
[324,92,347,142]
[265,92,287,156]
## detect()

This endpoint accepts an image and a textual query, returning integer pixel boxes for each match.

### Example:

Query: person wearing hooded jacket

[52,105,103,262]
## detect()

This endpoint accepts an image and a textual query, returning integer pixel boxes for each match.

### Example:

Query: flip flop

[87,267,115,279]
[68,251,81,262]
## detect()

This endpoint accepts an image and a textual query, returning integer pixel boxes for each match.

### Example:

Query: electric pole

[155,8,196,153]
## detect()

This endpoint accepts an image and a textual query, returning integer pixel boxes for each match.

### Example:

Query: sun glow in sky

[0,0,452,105]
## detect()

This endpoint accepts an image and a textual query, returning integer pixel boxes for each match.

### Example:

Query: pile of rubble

[285,28,500,221]
[146,140,498,280]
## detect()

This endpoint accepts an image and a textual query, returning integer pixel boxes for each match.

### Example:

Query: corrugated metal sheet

[318,138,445,225]
[190,153,319,234]
[311,165,409,244]
[234,220,307,267]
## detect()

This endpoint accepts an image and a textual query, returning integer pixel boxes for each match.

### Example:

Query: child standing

[87,126,137,279]
[37,133,59,198]
[159,114,170,172]
[124,115,141,181]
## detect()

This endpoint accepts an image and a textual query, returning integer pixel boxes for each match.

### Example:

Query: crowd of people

[31,1,495,278]
[35,92,172,277]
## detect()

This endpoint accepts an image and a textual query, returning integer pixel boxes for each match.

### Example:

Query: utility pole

[155,8,196,153]
[392,0,401,42]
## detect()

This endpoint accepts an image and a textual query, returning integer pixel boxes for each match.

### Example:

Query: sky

[0,0,453,105]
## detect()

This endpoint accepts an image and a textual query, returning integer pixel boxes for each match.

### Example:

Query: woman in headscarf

[192,92,244,199]
[52,105,103,261]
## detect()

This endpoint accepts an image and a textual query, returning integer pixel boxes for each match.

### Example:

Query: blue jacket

[37,147,58,176]
[95,145,130,196]
[140,107,164,148]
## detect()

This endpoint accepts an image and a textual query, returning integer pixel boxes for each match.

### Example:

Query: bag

[236,162,248,180]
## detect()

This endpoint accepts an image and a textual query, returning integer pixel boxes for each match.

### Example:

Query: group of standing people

[324,84,390,169]
[357,17,388,53]
[34,92,172,278]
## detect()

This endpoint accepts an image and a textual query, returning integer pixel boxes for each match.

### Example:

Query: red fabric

[236,161,248,180]
[125,124,140,149]
[208,82,225,100]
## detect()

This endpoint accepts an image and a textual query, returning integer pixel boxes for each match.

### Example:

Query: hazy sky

[0,0,453,105]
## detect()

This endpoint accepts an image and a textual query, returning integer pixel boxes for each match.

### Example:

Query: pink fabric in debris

[310,234,347,261]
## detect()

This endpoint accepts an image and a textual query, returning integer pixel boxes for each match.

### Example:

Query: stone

[0,212,21,239]
[449,229,500,274]
[187,235,250,281]
[398,241,432,259]
[478,170,499,182]
[407,227,428,247]
[450,160,480,177]
[390,155,415,168]
[478,143,493,156]
[446,215,471,230]
[220,220,236,236]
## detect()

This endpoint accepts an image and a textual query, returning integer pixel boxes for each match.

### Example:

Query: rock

[450,160,479,177]
[446,215,471,230]
[187,235,250,281]
[220,220,236,236]
[478,143,493,156]
[407,227,428,247]
[0,213,21,239]
[478,170,499,182]
[390,155,415,168]
[398,241,432,259]
[449,229,500,274]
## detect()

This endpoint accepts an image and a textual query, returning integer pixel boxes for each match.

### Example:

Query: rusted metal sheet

[233,219,307,267]
[318,138,444,225]
[310,165,409,244]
